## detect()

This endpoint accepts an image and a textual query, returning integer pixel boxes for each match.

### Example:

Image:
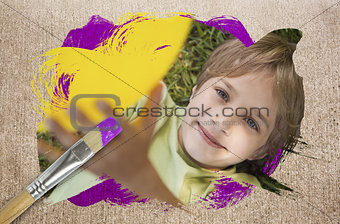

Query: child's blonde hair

[195,32,305,159]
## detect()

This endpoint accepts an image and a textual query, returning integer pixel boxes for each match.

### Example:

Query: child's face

[178,72,278,169]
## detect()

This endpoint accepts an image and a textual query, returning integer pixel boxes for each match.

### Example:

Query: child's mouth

[197,121,226,150]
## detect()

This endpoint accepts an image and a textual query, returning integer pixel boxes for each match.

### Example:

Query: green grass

[36,131,65,172]
[36,131,64,149]
[272,28,302,43]
[164,21,228,106]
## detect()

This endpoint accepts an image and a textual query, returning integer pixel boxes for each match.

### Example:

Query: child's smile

[178,72,278,170]
[197,120,227,149]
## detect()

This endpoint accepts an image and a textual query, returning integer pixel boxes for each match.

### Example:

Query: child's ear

[190,85,197,101]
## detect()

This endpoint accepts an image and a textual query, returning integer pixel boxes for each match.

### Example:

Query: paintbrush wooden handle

[0,189,35,224]
[0,117,121,223]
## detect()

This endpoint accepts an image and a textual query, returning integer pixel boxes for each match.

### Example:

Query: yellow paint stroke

[31,13,193,132]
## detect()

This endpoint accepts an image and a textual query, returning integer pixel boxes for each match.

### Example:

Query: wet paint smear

[201,177,255,209]
[42,14,278,209]
[68,174,149,207]
[62,15,116,50]
[202,148,284,209]
[51,73,74,110]
[263,148,283,176]
[181,14,254,47]
[154,45,172,52]
[197,16,254,47]
[96,117,122,147]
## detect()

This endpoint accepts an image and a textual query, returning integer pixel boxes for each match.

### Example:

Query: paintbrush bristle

[83,130,104,153]
[83,117,122,153]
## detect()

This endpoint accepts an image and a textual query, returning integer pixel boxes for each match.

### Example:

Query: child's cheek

[228,127,257,160]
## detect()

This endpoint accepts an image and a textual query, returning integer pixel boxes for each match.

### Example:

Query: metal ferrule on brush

[26,139,94,200]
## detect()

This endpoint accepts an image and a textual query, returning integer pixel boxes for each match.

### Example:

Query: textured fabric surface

[0,1,339,223]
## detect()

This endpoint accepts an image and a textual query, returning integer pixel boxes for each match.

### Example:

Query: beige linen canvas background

[0,0,339,223]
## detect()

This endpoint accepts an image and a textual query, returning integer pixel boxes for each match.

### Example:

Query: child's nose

[212,110,240,135]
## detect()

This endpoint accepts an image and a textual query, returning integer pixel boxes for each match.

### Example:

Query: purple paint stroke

[154,45,172,52]
[96,117,122,147]
[51,73,74,110]
[67,174,150,207]
[62,15,116,50]
[181,14,254,47]
[108,16,146,43]
[118,28,129,40]
[263,148,283,176]
[97,173,110,180]
[201,177,255,209]
[106,16,149,53]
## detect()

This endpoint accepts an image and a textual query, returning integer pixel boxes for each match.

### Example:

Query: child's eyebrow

[221,79,237,96]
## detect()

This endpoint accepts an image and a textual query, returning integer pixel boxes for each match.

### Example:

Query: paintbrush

[0,117,122,224]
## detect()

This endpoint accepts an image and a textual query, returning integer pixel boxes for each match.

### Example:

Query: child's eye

[244,118,259,131]
[216,89,229,101]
